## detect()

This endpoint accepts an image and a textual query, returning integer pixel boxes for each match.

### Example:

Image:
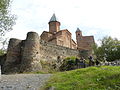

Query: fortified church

[41,14,95,52]
[0,14,95,73]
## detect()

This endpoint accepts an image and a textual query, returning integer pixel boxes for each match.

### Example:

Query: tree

[93,36,120,61]
[0,0,16,54]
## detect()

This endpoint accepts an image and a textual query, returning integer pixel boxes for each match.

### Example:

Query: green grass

[65,56,77,60]
[45,66,120,90]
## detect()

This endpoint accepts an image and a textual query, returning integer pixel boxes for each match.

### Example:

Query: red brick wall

[56,30,72,48]
[40,31,53,42]
[49,21,60,33]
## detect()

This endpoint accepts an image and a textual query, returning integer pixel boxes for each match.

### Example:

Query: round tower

[76,28,82,48]
[48,14,60,33]
[20,32,42,72]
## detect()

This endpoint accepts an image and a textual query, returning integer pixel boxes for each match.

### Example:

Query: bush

[40,60,57,73]
[60,56,77,71]
[0,49,5,56]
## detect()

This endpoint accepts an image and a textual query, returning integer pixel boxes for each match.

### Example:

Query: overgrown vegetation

[40,60,58,73]
[93,36,120,62]
[60,56,77,71]
[0,49,5,55]
[44,66,120,90]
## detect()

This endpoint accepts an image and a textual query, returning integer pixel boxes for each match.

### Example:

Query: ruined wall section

[3,38,22,73]
[3,32,42,73]
[40,40,80,62]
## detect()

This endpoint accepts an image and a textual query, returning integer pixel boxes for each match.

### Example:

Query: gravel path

[0,74,52,90]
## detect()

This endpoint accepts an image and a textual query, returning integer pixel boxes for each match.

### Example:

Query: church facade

[40,14,95,52]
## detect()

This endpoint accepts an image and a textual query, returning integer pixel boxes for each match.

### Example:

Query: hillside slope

[45,66,120,90]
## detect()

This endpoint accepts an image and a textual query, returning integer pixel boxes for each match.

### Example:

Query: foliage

[0,0,16,36]
[0,38,7,55]
[40,60,57,73]
[60,56,77,71]
[65,56,76,61]
[79,50,89,59]
[0,0,16,52]
[45,66,120,90]
[93,36,120,61]
[0,49,5,55]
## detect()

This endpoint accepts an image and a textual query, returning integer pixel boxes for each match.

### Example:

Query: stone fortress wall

[0,14,95,74]
[40,39,80,61]
[2,32,82,73]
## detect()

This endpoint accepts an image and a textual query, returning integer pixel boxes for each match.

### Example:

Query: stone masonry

[1,14,95,73]
[2,31,83,74]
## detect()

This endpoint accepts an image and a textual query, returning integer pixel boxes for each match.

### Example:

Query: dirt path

[0,74,52,90]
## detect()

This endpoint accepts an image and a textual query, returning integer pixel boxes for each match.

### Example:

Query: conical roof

[76,28,81,32]
[49,14,59,22]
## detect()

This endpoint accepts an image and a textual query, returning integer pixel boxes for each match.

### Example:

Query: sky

[5,0,120,44]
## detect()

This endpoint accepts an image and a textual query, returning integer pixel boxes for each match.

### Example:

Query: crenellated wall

[2,32,83,74]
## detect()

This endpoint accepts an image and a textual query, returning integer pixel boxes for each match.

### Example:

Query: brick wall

[49,21,60,33]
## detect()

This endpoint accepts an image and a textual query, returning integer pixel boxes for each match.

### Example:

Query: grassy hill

[45,66,120,90]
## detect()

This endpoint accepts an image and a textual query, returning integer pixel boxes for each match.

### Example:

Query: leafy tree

[0,0,16,54]
[93,43,105,61]
[93,36,120,61]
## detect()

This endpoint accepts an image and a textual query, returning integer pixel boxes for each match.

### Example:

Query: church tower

[48,14,60,34]
[76,28,82,48]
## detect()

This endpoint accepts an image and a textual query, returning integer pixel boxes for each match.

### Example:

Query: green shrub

[0,49,5,56]
[60,56,77,71]
[40,60,57,73]
[65,56,76,61]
